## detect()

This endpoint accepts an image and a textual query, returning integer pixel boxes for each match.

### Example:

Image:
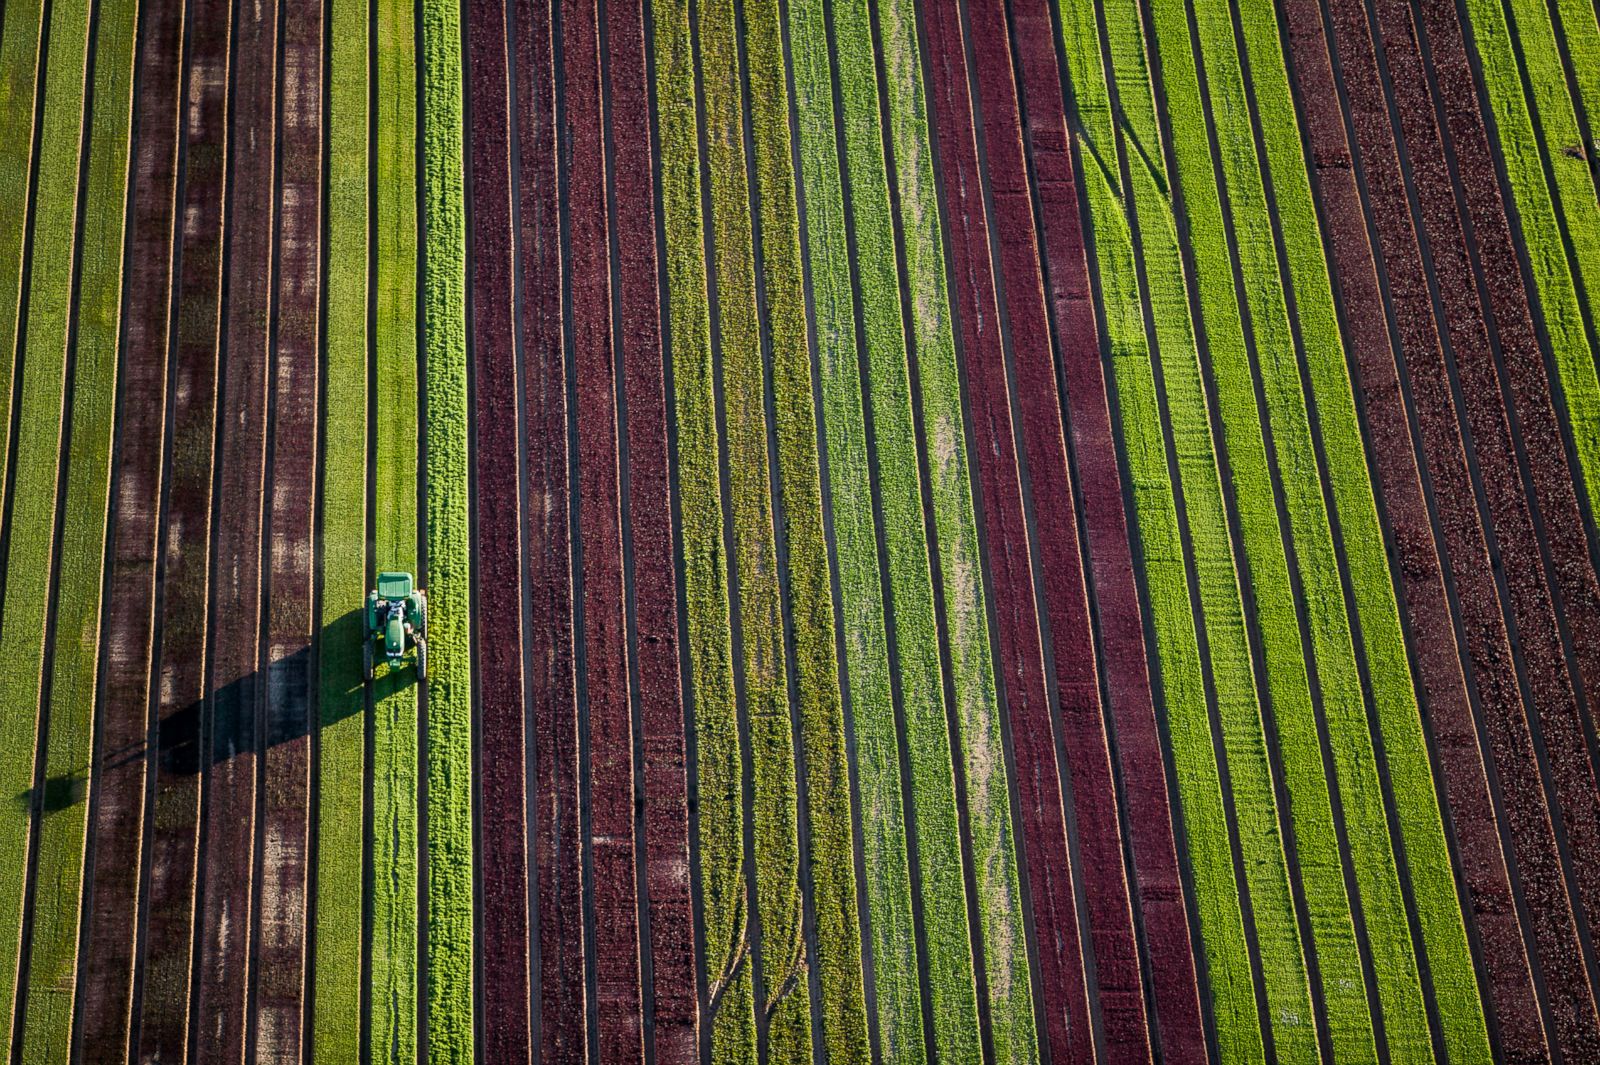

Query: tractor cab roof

[377,571,414,599]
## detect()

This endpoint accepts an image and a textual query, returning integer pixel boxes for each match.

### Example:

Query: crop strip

[562,0,649,1049]
[0,0,92,1038]
[1010,0,1212,1058]
[1281,0,1568,1057]
[420,0,474,1049]
[966,0,1169,1055]
[1056,0,1291,1056]
[465,0,533,1054]
[191,0,279,1055]
[311,0,369,1053]
[0,0,46,515]
[918,0,1097,1058]
[510,0,586,1050]
[602,0,701,1054]
[10,0,133,1054]
[742,0,870,1053]
[75,0,185,1053]
[1410,0,1600,999]
[251,0,322,1051]
[132,0,231,1054]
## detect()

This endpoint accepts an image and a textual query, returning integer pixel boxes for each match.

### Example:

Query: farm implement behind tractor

[366,571,428,680]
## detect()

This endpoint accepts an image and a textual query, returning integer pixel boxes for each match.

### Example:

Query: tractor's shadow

[20,606,417,812]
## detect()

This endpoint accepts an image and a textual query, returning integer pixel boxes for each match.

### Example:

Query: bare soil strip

[1008,0,1212,1057]
[510,0,589,1052]
[603,0,702,1054]
[465,0,534,1054]
[1282,0,1574,1059]
[192,0,278,1053]
[134,0,232,1053]
[1409,0,1600,1000]
[917,0,1095,1058]
[251,0,322,1053]
[76,0,184,1052]
[563,0,649,1051]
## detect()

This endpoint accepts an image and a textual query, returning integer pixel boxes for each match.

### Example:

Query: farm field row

[2,0,1600,1058]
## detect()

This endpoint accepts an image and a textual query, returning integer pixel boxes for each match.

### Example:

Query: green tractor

[365,571,427,681]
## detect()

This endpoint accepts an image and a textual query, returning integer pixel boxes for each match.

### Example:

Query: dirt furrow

[959,0,1154,1056]
[466,0,534,1056]
[917,0,1093,1058]
[1005,0,1211,1057]
[563,0,647,1052]
[603,0,701,1053]
[1397,0,1600,1012]
[252,0,320,1055]
[75,0,185,1053]
[1278,1,1554,1059]
[192,0,278,1054]
[133,0,232,1054]
[512,0,589,1052]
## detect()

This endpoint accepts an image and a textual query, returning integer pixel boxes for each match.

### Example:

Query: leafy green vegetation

[0,0,92,1028]
[372,0,420,1053]
[873,0,1032,1056]
[1461,0,1600,533]
[0,0,44,514]
[313,0,369,1058]
[651,0,754,1059]
[1236,0,1488,1056]
[1054,0,1286,1058]
[15,1,135,1057]
[421,0,474,1054]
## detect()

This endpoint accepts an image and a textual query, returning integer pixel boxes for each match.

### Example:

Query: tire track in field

[193,0,277,1053]
[465,0,533,1054]
[134,0,231,1051]
[76,0,184,1052]
[1407,0,1600,1009]
[962,0,1157,1057]
[917,0,1092,1059]
[252,0,320,1053]
[563,0,647,1051]
[510,0,586,1049]
[1282,0,1578,1059]
[1010,1,1211,1059]
[603,0,701,1054]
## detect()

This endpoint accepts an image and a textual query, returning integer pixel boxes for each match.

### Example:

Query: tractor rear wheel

[416,638,428,681]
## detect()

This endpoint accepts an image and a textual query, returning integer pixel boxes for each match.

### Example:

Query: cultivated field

[1,0,1599,1059]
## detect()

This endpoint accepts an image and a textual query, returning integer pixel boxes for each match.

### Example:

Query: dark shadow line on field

[862,0,963,1062]
[1076,0,1227,1057]
[1415,0,1600,1009]
[946,0,1111,1055]
[1181,0,1390,1058]
[1255,2,1456,1060]
[1305,0,1549,1053]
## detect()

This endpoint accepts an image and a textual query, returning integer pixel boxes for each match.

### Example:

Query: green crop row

[0,0,93,1031]
[1237,1,1489,1058]
[651,0,754,1059]
[373,0,421,1053]
[747,0,872,1058]
[698,0,812,1057]
[421,0,474,1054]
[1144,0,1381,1059]
[1461,0,1600,532]
[1054,0,1289,1058]
[15,0,136,1058]
[873,0,1034,1057]
[312,0,369,1058]
[785,0,966,1055]
[0,0,44,514]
